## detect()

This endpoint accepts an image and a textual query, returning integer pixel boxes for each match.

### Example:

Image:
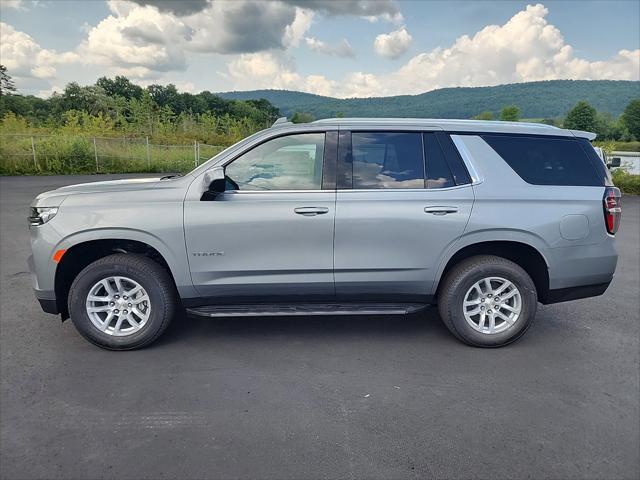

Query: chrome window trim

[450,134,483,185]
[221,189,331,194]
[336,183,473,193]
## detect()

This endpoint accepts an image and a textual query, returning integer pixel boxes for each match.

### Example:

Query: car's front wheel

[437,255,538,347]
[68,254,176,350]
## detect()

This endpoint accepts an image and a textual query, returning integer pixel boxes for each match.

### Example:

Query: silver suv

[28,118,621,350]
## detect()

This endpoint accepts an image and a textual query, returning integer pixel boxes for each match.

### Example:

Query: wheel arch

[54,235,186,320]
[434,238,550,302]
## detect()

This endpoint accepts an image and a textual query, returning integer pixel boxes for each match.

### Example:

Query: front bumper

[37,297,59,314]
[28,254,58,315]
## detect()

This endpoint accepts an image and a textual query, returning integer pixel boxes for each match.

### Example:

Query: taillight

[603,187,622,235]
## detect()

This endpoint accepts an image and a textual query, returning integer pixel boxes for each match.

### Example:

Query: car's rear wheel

[68,254,176,350]
[437,255,537,347]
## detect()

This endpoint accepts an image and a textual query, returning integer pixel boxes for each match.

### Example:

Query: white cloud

[101,0,398,58]
[0,22,78,81]
[223,3,639,98]
[36,84,64,99]
[305,37,355,58]
[376,4,640,96]
[77,4,189,78]
[185,1,297,54]
[224,52,338,96]
[127,0,209,16]
[373,27,412,59]
[174,81,196,93]
[3,2,639,100]
[283,8,314,47]
[0,0,27,11]
[283,0,402,24]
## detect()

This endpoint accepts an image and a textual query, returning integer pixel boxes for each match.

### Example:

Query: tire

[68,253,177,350]
[437,255,537,347]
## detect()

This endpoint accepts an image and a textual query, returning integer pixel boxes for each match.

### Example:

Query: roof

[301,117,594,139]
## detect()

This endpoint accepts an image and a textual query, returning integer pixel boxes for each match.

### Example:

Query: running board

[186,303,427,318]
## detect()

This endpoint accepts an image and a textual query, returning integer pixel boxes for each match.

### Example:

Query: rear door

[184,131,337,301]
[333,130,474,301]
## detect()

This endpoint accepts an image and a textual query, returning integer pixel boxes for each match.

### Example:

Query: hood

[32,177,164,207]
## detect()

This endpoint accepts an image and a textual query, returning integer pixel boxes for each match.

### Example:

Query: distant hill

[218,80,640,119]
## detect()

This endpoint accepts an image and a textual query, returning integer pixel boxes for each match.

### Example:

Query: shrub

[612,169,640,195]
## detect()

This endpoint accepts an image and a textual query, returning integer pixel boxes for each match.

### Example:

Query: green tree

[96,76,143,100]
[147,84,180,110]
[621,99,640,140]
[291,111,314,123]
[0,65,16,96]
[58,82,116,116]
[246,98,279,121]
[563,101,597,131]
[473,111,494,120]
[499,105,520,121]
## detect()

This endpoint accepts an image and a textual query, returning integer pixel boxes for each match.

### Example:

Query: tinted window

[577,138,613,186]
[226,133,324,190]
[482,135,604,186]
[352,132,424,189]
[424,133,455,189]
[435,132,471,185]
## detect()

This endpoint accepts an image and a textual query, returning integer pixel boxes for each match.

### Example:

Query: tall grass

[0,134,225,175]
[0,110,262,175]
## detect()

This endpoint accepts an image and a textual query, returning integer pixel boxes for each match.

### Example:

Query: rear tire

[437,255,537,347]
[68,254,176,350]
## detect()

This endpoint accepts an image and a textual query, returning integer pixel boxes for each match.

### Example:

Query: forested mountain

[218,80,640,119]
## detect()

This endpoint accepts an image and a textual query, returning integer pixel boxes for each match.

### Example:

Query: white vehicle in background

[593,147,607,164]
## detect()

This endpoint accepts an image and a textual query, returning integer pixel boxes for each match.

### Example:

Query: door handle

[294,207,329,216]
[424,206,458,215]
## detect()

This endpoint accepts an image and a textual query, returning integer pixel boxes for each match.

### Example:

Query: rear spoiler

[569,129,597,141]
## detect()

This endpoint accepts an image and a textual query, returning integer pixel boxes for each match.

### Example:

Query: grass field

[0,134,225,175]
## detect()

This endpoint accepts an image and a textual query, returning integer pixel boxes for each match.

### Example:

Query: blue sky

[1,0,638,98]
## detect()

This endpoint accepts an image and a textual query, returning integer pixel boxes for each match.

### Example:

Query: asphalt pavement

[1,175,638,479]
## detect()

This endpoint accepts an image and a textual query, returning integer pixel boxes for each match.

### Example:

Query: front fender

[55,228,197,298]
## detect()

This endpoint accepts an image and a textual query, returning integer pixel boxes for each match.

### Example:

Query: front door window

[225,133,325,191]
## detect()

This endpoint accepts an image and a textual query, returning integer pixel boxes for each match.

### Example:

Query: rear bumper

[546,240,618,291]
[541,281,611,305]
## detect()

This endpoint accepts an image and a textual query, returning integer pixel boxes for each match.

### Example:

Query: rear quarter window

[481,135,605,186]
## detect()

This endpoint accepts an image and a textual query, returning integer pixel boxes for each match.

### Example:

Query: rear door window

[424,133,455,189]
[352,132,424,189]
[481,134,604,186]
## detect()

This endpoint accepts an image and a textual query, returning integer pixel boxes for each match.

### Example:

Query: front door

[334,131,474,301]
[184,131,336,302]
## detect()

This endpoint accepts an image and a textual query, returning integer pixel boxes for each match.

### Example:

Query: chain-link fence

[0,134,226,175]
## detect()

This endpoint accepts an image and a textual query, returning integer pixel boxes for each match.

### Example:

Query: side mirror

[608,157,621,168]
[201,166,226,201]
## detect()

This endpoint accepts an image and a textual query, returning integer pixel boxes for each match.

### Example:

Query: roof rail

[272,117,291,127]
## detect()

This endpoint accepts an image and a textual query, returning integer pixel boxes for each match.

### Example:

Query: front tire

[68,254,177,350]
[438,255,538,347]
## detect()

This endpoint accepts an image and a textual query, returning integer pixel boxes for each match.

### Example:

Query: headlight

[28,207,58,226]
